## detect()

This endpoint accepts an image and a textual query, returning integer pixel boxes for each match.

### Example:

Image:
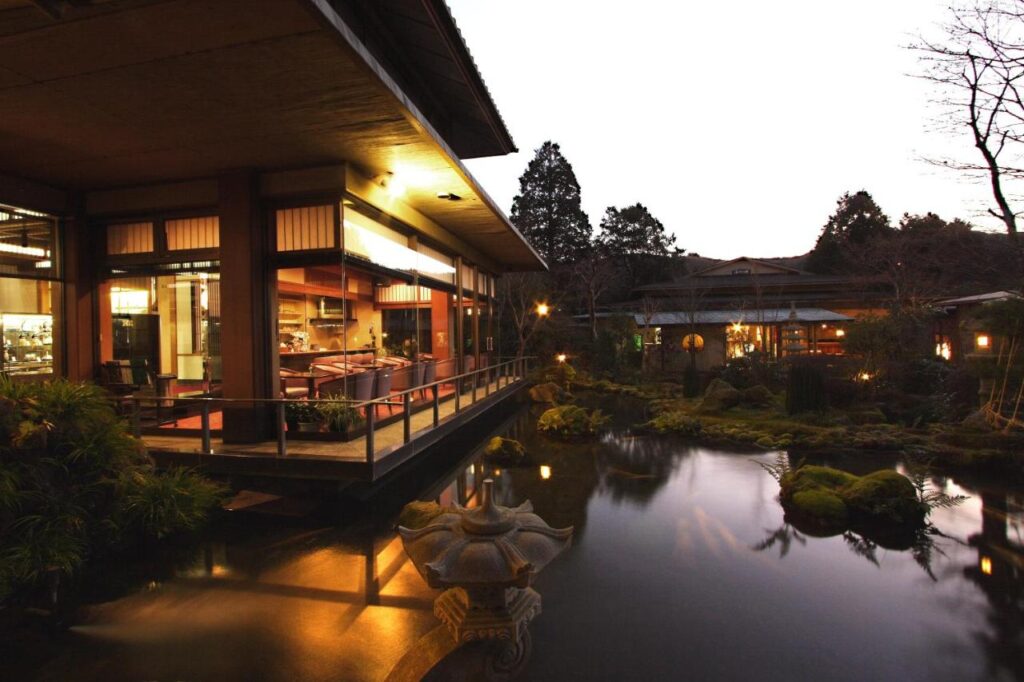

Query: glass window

[99,272,221,394]
[343,205,456,281]
[0,205,57,277]
[0,278,58,376]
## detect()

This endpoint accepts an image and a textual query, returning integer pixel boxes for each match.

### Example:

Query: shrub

[777,465,926,528]
[542,363,577,388]
[0,379,224,602]
[786,363,826,415]
[740,384,774,407]
[682,364,701,398]
[317,402,364,433]
[537,405,609,440]
[483,436,527,463]
[286,401,321,425]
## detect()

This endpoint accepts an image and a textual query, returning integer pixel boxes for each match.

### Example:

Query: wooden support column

[62,206,96,382]
[454,256,464,371]
[472,265,480,367]
[218,173,274,443]
[486,274,494,358]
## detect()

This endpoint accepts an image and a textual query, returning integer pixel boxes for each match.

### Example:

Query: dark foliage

[786,362,827,415]
[510,141,592,265]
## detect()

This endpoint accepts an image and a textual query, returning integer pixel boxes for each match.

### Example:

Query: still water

[6,395,1023,681]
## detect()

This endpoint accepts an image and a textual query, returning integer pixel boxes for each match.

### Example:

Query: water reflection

[4,397,1023,682]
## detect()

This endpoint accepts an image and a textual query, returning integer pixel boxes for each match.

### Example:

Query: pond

[4,394,1022,681]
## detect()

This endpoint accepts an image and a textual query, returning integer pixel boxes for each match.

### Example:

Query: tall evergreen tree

[510,141,592,265]
[597,203,676,257]
[807,190,892,273]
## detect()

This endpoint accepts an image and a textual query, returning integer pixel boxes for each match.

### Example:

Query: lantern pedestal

[434,585,541,644]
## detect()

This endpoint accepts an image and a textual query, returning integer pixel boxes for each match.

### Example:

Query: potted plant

[286,401,322,433]
[318,401,365,438]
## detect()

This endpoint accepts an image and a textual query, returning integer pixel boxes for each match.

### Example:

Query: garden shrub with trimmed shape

[699,378,742,412]
[537,405,609,440]
[645,411,703,436]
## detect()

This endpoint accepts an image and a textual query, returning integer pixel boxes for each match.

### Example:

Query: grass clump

[397,501,455,530]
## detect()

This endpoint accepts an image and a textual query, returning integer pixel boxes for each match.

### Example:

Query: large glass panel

[0,278,58,377]
[99,272,221,396]
[342,203,455,282]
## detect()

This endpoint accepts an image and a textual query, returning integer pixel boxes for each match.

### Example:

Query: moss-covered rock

[842,470,925,525]
[397,501,453,530]
[529,382,570,404]
[644,410,703,436]
[699,378,742,412]
[790,489,848,526]
[741,384,774,407]
[483,436,526,463]
[778,465,925,529]
[537,405,609,440]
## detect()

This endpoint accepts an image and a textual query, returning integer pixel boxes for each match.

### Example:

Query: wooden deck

[144,375,525,481]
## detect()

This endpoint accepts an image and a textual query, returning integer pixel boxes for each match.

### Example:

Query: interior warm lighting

[858,371,872,382]
[539,465,552,480]
[34,259,52,269]
[556,353,567,363]
[343,219,455,276]
[493,468,502,476]
[935,342,952,361]
[981,556,993,576]
[0,242,47,258]
[836,329,845,338]
[536,303,550,317]
[110,287,149,314]
[731,322,743,333]
[976,334,990,349]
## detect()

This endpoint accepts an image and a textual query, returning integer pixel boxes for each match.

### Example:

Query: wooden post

[218,172,275,443]
[454,256,464,372]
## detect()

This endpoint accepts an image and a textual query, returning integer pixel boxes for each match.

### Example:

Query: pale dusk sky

[447,0,1005,259]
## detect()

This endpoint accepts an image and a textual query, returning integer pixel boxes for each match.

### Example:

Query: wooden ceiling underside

[0,0,543,271]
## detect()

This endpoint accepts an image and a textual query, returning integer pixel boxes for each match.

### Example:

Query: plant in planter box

[286,401,322,432]
[318,401,365,436]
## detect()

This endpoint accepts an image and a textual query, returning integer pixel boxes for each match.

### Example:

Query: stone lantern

[398,479,573,661]
[782,301,806,355]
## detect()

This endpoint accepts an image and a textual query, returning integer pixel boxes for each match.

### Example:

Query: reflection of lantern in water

[539,465,552,480]
[981,556,993,576]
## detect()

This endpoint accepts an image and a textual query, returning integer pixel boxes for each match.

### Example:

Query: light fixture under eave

[437,192,462,201]
[382,172,406,198]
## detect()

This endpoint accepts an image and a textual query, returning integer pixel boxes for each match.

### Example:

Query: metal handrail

[120,356,534,463]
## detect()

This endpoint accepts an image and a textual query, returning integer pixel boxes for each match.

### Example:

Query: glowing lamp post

[535,303,550,317]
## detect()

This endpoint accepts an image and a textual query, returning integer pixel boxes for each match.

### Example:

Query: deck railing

[120,356,533,463]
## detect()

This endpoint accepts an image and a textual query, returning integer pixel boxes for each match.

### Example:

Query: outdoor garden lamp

[536,303,550,317]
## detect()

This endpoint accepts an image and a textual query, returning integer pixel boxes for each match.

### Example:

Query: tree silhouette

[510,141,592,265]
[807,191,892,273]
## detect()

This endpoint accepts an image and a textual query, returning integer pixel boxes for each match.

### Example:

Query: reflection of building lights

[556,353,567,363]
[976,334,990,349]
[981,556,993,575]
[539,465,552,480]
[536,303,550,317]
[343,219,455,275]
